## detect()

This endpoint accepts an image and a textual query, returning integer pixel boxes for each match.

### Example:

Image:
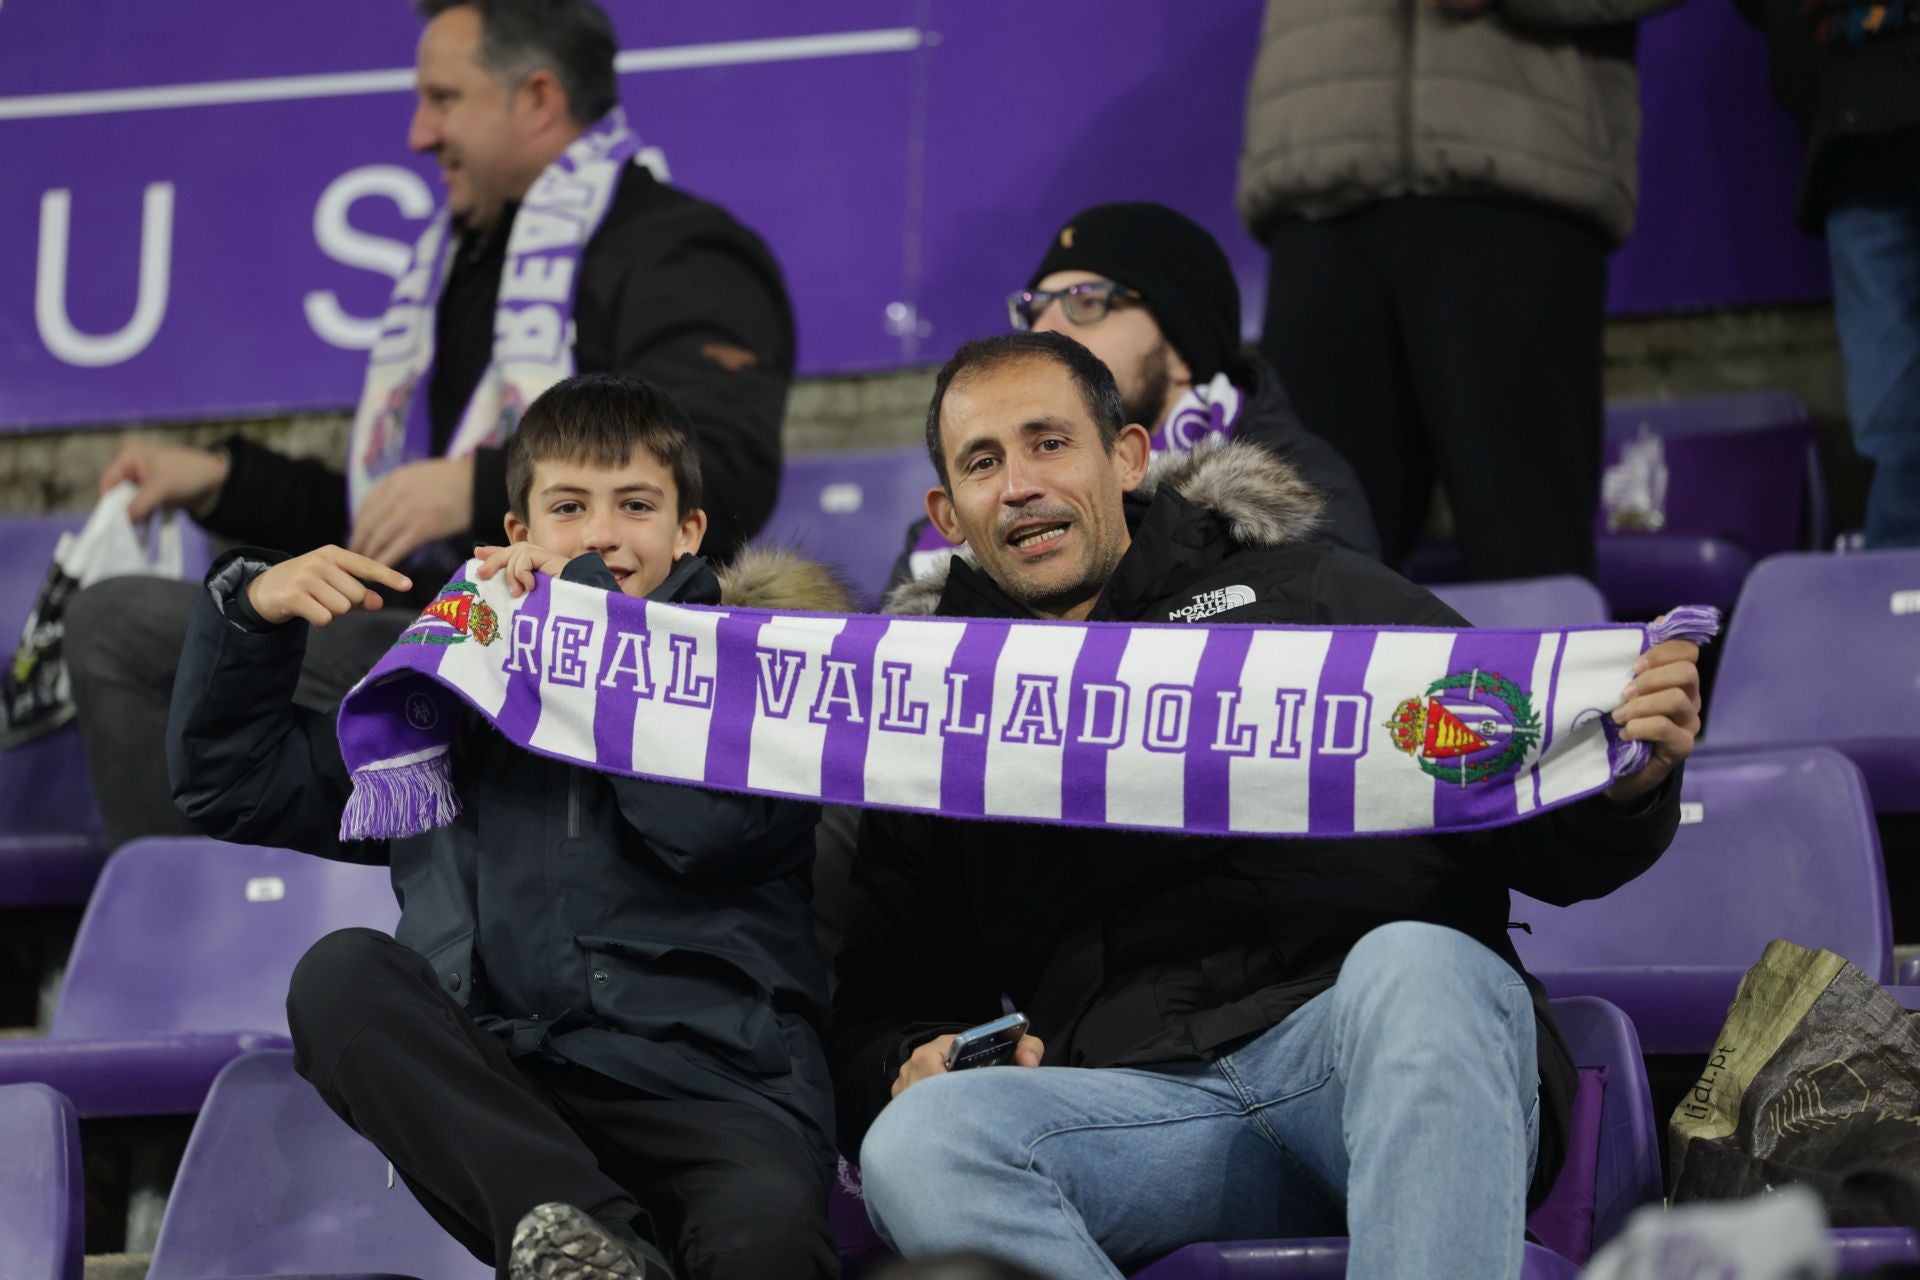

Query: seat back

[759,448,940,608]
[147,1050,489,1279]
[1707,550,1920,812]
[51,838,398,1040]
[0,1083,83,1280]
[1431,576,1610,630]
[1547,997,1663,1252]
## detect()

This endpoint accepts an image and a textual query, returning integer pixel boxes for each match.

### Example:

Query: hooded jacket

[169,545,853,1172]
[832,439,1680,1204]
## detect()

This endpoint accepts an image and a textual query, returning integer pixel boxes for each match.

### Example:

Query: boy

[167,374,849,1280]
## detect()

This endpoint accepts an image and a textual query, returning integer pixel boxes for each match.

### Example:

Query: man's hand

[1603,636,1702,807]
[246,546,413,627]
[349,457,475,566]
[474,542,572,599]
[100,440,230,521]
[892,1032,1045,1099]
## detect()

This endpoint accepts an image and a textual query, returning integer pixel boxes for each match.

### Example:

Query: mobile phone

[944,1012,1031,1071]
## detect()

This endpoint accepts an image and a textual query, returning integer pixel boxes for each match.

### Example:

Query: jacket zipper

[567,771,580,839]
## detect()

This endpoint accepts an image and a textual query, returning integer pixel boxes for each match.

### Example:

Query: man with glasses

[895,202,1379,584]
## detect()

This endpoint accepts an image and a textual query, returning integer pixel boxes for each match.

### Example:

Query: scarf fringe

[341,753,462,841]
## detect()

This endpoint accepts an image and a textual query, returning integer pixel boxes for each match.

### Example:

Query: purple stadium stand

[1511,747,1889,1055]
[1128,997,1656,1278]
[0,1082,84,1280]
[0,512,215,909]
[759,447,938,608]
[1705,549,1920,813]
[1431,576,1610,629]
[0,838,396,1117]
[146,1050,489,1280]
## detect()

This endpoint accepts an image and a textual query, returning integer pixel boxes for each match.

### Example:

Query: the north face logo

[1168,585,1256,622]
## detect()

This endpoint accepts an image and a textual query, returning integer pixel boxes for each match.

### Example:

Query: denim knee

[1334,922,1526,1037]
[858,1071,1004,1221]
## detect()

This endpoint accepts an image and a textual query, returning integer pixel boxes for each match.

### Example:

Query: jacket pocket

[576,934,792,1080]
[421,928,477,1010]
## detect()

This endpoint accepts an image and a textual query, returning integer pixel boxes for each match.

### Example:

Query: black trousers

[1260,197,1607,581]
[286,928,839,1280]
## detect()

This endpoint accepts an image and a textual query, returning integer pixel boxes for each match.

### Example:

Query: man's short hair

[923,331,1127,487]
[506,373,703,519]
[415,0,619,125]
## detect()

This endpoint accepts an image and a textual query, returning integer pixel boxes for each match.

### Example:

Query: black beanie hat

[1026,201,1242,382]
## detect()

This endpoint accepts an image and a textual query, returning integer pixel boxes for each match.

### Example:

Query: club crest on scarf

[1387,670,1542,786]
[399,581,500,647]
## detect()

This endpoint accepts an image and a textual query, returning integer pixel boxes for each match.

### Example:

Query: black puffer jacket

[169,546,851,1173]
[1226,351,1379,561]
[833,440,1680,1204]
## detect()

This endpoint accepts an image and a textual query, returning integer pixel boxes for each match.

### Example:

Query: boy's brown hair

[505,373,704,519]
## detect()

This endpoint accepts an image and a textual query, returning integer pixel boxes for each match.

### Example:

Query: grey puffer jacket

[1238,0,1677,245]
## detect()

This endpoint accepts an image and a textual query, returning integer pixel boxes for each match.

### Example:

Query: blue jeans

[859,921,1541,1280]
[1829,142,1920,548]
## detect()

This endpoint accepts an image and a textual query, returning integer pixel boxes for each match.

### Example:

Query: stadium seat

[146,1049,488,1280]
[1705,549,1920,813]
[759,447,939,608]
[1431,576,1610,629]
[1835,1230,1920,1272]
[1127,997,1657,1277]
[1511,747,1890,1054]
[0,1082,83,1280]
[0,838,396,1117]
[0,512,215,910]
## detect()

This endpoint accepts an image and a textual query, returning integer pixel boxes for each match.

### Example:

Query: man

[833,331,1701,1278]
[69,0,794,848]
[1242,0,1677,578]
[895,202,1378,583]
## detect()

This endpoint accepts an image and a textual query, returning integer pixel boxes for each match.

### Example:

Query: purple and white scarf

[346,108,644,518]
[336,563,1717,842]
[907,372,1246,579]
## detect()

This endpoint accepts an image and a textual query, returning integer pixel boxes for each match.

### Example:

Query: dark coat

[1224,350,1380,562]
[169,546,852,1173]
[832,440,1681,1205]
[202,163,796,582]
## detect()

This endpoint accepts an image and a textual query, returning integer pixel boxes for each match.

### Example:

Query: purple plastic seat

[0,1082,83,1280]
[759,447,938,608]
[1124,997,1657,1278]
[0,838,396,1116]
[1596,534,1757,618]
[147,1050,488,1280]
[1705,549,1920,812]
[1512,747,1890,1054]
[1431,576,1610,629]
[0,513,216,909]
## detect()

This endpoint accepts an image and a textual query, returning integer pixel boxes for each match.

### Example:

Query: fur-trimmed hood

[882,437,1326,616]
[717,545,858,614]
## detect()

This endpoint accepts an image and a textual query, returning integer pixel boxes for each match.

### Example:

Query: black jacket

[1737,0,1920,228]
[202,164,795,578]
[1225,351,1380,562]
[168,546,852,1173]
[833,440,1680,1204]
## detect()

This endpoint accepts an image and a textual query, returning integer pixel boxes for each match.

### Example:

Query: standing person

[69,0,794,848]
[1740,0,1920,547]
[1242,0,1676,579]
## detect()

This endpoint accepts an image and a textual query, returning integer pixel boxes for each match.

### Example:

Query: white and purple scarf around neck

[336,562,1718,843]
[907,373,1246,579]
[347,108,644,519]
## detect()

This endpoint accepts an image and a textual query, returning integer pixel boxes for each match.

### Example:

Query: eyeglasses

[1007,281,1144,331]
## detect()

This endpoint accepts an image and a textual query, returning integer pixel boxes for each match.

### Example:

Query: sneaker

[509,1202,677,1280]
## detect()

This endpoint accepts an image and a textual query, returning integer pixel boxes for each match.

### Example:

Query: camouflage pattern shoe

[508,1202,677,1280]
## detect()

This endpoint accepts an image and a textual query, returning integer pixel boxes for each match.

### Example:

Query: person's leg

[1261,209,1430,568]
[1827,142,1920,549]
[286,928,643,1277]
[1391,198,1606,580]
[857,1055,1341,1279]
[1231,921,1540,1280]
[537,1072,839,1280]
[290,604,414,708]
[65,577,201,846]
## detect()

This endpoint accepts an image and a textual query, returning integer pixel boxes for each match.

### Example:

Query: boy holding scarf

[167,375,844,1280]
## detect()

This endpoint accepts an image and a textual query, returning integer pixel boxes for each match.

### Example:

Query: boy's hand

[1603,634,1702,807]
[246,546,412,627]
[474,542,571,598]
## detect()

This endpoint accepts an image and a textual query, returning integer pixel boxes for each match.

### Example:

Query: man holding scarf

[67,0,794,848]
[834,331,1701,1279]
